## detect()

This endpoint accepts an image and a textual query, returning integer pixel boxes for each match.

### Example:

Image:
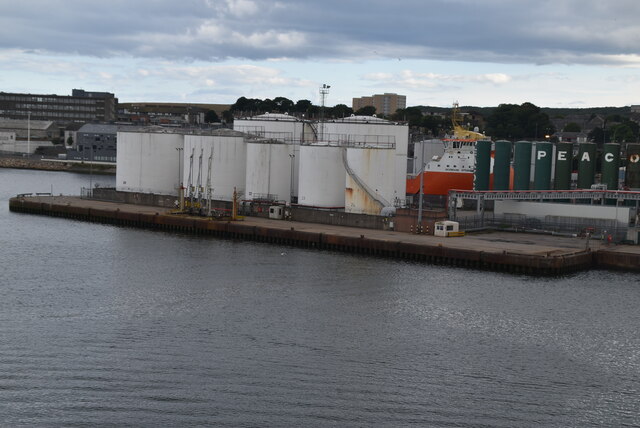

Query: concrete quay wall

[9,196,635,275]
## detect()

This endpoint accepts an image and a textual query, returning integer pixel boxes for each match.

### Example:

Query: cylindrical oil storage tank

[184,131,247,201]
[233,113,304,142]
[344,146,396,215]
[625,143,640,189]
[493,140,511,190]
[577,142,597,189]
[554,142,573,190]
[601,143,620,191]
[245,140,294,203]
[513,141,532,190]
[324,115,409,204]
[474,140,491,191]
[116,130,184,196]
[297,144,346,207]
[533,141,553,190]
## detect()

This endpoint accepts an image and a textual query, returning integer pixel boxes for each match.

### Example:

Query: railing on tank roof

[302,133,396,149]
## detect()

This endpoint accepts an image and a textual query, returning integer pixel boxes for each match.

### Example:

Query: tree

[66,136,74,146]
[329,104,353,118]
[421,115,445,137]
[563,122,581,132]
[204,109,219,123]
[588,127,606,145]
[273,97,294,113]
[258,98,276,113]
[392,107,423,126]
[306,105,320,119]
[609,123,634,143]
[355,105,376,116]
[294,99,313,114]
[231,96,261,114]
[221,110,234,123]
[485,102,554,139]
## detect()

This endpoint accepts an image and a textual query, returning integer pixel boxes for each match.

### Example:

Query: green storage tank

[513,141,532,190]
[601,143,620,191]
[534,142,553,190]
[577,142,597,189]
[554,142,573,190]
[474,140,491,191]
[625,143,640,189]
[493,140,511,190]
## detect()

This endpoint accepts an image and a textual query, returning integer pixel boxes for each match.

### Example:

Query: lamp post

[176,147,184,210]
[89,145,93,196]
[417,140,425,233]
[176,147,184,189]
[289,152,295,203]
[27,111,31,158]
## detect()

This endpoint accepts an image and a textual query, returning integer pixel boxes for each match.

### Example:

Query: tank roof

[239,113,301,122]
[330,115,399,124]
[118,126,247,138]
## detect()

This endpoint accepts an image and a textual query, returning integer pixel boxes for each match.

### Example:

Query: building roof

[0,118,55,130]
[78,123,120,134]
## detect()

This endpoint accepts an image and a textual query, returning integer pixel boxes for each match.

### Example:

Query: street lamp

[27,111,31,158]
[289,152,295,203]
[417,140,425,233]
[89,145,93,196]
[176,147,184,189]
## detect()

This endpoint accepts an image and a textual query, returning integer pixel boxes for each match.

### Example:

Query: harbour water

[1,168,639,427]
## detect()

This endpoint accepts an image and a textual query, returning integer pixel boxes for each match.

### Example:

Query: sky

[1,0,639,109]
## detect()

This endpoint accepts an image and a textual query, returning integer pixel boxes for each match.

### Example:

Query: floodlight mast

[319,84,330,140]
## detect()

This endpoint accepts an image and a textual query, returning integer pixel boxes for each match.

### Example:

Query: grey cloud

[1,0,639,65]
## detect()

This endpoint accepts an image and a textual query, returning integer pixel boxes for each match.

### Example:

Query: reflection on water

[1,168,639,426]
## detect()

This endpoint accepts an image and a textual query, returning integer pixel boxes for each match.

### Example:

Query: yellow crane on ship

[451,102,486,141]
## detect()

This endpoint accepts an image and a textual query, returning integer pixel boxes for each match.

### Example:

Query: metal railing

[455,212,628,241]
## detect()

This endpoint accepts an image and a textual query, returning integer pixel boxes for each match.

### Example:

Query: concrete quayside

[9,195,640,275]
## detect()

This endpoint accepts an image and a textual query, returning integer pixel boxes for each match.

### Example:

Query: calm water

[1,168,639,427]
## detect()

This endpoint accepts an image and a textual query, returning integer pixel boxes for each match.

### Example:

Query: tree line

[215,96,639,142]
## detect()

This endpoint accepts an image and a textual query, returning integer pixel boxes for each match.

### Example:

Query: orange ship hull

[407,169,514,196]
[406,171,474,196]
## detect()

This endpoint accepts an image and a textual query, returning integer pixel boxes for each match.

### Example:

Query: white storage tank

[116,129,184,195]
[183,130,247,201]
[324,115,408,212]
[233,113,305,142]
[344,146,397,214]
[245,140,295,203]
[297,143,346,208]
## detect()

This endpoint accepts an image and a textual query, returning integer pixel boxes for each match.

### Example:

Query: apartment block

[352,93,407,116]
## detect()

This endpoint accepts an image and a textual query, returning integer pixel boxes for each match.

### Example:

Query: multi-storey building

[0,89,117,123]
[67,123,120,162]
[352,93,407,116]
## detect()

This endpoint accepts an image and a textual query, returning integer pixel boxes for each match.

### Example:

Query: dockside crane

[195,148,204,213]
[204,147,214,216]
[186,147,195,211]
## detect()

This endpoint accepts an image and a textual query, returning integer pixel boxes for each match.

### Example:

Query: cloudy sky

[1,0,639,108]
